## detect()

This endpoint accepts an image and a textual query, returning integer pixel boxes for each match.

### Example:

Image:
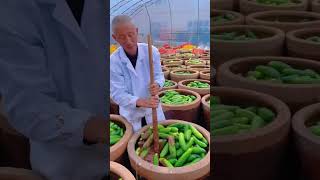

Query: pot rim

[110,161,136,180]
[213,9,244,25]
[170,69,199,75]
[218,56,320,88]
[201,94,210,110]
[286,27,320,45]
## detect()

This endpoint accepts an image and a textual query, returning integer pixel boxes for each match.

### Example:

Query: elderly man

[0,0,108,179]
[110,15,166,132]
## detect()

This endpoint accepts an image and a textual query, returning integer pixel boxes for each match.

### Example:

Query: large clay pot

[212,0,234,10]
[170,69,199,82]
[201,94,210,131]
[110,161,136,180]
[164,64,187,71]
[211,86,291,180]
[178,79,210,96]
[246,10,320,32]
[110,115,133,162]
[292,103,320,180]
[0,113,30,168]
[127,120,210,180]
[159,89,201,123]
[162,67,170,79]
[184,59,207,66]
[217,56,320,112]
[199,70,210,81]
[212,10,244,26]
[240,0,308,15]
[286,28,320,61]
[212,25,284,69]
[187,65,210,72]
[162,59,184,66]
[162,80,178,91]
[312,0,320,12]
[0,167,45,180]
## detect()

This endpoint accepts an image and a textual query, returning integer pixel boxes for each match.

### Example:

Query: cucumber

[211,104,240,112]
[211,119,233,129]
[268,61,291,72]
[212,111,235,121]
[212,125,238,136]
[257,107,275,123]
[247,70,263,79]
[230,117,250,124]
[310,125,320,136]
[256,65,280,79]
[235,109,256,120]
[251,116,266,130]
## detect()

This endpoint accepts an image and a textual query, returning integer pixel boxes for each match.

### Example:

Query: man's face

[112,22,138,54]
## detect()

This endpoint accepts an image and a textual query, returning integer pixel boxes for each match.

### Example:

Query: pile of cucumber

[245,61,320,84]
[135,123,208,168]
[213,14,236,24]
[110,122,124,146]
[256,0,300,5]
[309,121,320,136]
[186,81,210,88]
[164,80,175,87]
[211,96,276,137]
[306,36,320,43]
[160,90,196,105]
[213,30,258,41]
[187,59,204,64]
[174,71,193,75]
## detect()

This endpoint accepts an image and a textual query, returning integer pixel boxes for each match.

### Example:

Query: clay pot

[312,0,320,13]
[161,80,178,90]
[207,61,210,66]
[212,25,284,69]
[127,120,210,180]
[178,79,210,96]
[0,167,45,180]
[292,103,320,180]
[162,67,170,79]
[212,10,244,26]
[184,59,207,66]
[187,65,210,72]
[217,56,320,112]
[110,98,119,115]
[201,94,210,131]
[212,0,234,10]
[158,89,201,123]
[170,69,200,82]
[110,115,133,162]
[110,161,135,180]
[164,64,187,71]
[211,86,291,180]
[0,113,30,168]
[162,59,183,66]
[246,10,320,32]
[240,0,308,15]
[199,70,210,80]
[286,28,320,61]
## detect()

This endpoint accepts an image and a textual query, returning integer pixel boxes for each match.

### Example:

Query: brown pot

[162,80,178,90]
[286,28,320,61]
[206,61,210,66]
[0,113,30,168]
[178,79,210,96]
[164,64,187,71]
[213,9,245,26]
[199,70,210,80]
[159,89,201,123]
[162,59,183,66]
[187,65,210,72]
[110,98,120,115]
[201,94,210,131]
[184,59,207,66]
[212,25,284,69]
[0,167,45,180]
[212,0,234,10]
[246,10,320,32]
[127,120,210,180]
[110,115,133,162]
[292,103,320,180]
[170,69,200,82]
[211,86,291,180]
[110,161,136,180]
[217,56,320,112]
[312,0,320,13]
[162,67,170,79]
[240,0,308,15]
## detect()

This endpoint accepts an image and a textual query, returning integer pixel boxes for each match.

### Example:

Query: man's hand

[136,96,159,108]
[149,83,160,96]
[83,116,108,145]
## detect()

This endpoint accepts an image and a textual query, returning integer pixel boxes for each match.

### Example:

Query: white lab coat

[0,0,108,180]
[110,43,166,132]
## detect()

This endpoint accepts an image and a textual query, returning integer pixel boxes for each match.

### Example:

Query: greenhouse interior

[110,0,211,180]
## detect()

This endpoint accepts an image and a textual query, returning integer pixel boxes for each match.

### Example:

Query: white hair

[112,15,134,33]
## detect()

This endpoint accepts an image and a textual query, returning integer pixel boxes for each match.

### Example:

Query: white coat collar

[37,0,88,48]
[119,43,146,76]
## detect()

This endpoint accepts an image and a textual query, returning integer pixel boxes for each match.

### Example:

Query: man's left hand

[149,83,160,96]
